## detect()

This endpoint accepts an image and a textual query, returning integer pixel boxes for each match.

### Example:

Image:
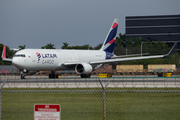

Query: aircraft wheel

[56,74,59,79]
[21,74,25,79]
[81,74,86,78]
[49,74,52,79]
[81,74,91,78]
[49,73,58,79]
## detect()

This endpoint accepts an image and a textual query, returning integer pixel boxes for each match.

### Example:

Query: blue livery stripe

[105,26,118,45]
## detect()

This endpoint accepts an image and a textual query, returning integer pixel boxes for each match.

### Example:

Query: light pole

[141,41,144,57]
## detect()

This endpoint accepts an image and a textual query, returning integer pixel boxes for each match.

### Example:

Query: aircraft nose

[12,58,22,68]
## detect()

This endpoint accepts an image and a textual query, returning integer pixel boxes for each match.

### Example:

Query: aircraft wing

[111,53,149,59]
[63,54,164,66]
[62,42,177,66]
[90,42,177,64]
[90,55,164,64]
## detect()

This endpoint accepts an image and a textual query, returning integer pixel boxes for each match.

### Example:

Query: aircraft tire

[80,74,83,78]
[21,74,25,79]
[49,74,51,79]
[56,74,59,78]
[49,74,57,79]
[81,74,91,78]
[81,74,86,78]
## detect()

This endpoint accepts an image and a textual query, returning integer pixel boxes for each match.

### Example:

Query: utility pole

[141,41,144,57]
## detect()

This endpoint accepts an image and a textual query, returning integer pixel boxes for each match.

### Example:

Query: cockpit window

[14,54,26,57]
[21,54,25,57]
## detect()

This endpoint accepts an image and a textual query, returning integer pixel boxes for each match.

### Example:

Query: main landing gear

[80,74,91,78]
[49,71,59,79]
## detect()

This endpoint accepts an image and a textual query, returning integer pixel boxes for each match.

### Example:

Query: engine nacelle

[75,63,93,74]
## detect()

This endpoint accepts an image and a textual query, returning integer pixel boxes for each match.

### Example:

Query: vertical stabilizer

[100,19,119,53]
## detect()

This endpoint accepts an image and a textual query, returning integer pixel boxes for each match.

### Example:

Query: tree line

[0,33,179,67]
[114,33,179,68]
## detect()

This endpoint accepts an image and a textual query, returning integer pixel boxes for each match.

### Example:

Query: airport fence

[0,69,180,120]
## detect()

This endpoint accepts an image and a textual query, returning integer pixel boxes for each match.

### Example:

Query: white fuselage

[12,49,106,71]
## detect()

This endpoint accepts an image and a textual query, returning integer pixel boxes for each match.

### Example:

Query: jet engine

[75,63,93,74]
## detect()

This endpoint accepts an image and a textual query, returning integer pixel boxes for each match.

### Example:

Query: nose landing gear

[20,69,29,79]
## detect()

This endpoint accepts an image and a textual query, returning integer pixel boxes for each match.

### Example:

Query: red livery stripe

[36,52,40,56]
[108,39,115,44]
[112,23,118,29]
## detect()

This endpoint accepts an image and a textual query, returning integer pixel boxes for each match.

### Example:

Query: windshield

[14,54,26,57]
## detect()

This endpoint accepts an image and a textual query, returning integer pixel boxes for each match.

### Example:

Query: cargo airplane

[2,19,177,79]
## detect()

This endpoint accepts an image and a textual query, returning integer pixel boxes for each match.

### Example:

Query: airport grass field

[1,88,180,120]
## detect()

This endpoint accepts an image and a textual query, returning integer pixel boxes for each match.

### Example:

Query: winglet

[2,46,7,59]
[1,46,12,62]
[164,42,178,56]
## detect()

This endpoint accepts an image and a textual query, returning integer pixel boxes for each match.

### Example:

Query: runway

[1,75,180,88]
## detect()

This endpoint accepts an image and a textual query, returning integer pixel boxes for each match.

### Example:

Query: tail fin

[100,19,119,53]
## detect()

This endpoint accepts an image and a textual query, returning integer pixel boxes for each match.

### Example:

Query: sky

[0,0,180,49]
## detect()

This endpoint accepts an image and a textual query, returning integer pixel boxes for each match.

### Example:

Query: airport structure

[125,14,180,49]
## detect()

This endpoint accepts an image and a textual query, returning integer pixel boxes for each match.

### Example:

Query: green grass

[1,88,180,120]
